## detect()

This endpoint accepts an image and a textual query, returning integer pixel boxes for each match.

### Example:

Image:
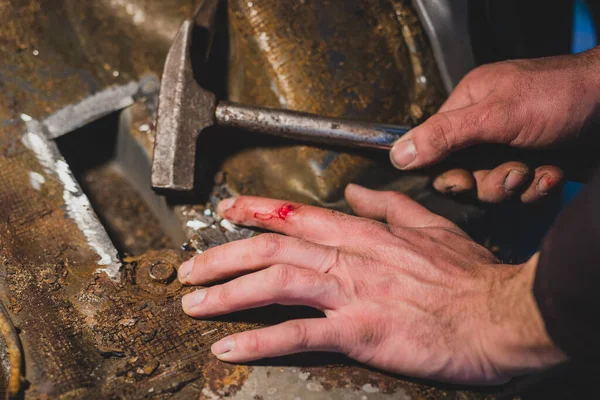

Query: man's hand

[178,185,566,384]
[391,47,600,203]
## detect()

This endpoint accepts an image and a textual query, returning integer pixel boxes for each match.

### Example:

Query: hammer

[151,0,412,193]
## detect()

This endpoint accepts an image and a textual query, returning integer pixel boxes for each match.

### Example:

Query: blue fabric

[564,0,597,204]
[572,0,597,54]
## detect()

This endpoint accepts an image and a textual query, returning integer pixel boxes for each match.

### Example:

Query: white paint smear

[21,124,121,279]
[186,219,210,230]
[28,171,45,191]
[220,219,239,232]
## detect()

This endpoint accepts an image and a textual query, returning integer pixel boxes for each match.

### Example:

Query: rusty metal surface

[0,0,557,399]
[222,0,446,207]
[0,302,23,398]
[153,0,416,194]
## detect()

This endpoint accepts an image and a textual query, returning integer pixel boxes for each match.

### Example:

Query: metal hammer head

[151,0,219,193]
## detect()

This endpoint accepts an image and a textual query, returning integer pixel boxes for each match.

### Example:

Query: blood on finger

[538,175,557,193]
[254,203,299,221]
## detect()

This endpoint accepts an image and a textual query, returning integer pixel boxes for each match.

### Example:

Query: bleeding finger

[179,233,338,285]
[182,264,345,318]
[520,166,564,203]
[472,162,530,203]
[217,196,365,245]
[210,319,341,363]
[432,168,476,194]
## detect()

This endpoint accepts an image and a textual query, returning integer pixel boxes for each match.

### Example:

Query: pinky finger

[211,319,340,363]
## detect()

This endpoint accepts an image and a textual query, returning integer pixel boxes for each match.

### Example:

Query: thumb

[390,100,516,169]
[345,184,457,229]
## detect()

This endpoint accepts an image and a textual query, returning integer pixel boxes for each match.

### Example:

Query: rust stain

[222,0,444,209]
[0,300,24,399]
[202,359,250,398]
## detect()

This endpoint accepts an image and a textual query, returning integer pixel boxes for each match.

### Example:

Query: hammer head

[151,0,219,193]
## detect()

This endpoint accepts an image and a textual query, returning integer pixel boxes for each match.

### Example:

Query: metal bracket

[412,0,475,92]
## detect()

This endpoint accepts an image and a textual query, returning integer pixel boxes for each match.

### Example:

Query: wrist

[483,254,568,378]
[578,46,600,124]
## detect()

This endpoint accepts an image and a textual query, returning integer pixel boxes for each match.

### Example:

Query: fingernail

[218,197,237,214]
[537,174,556,194]
[182,289,207,311]
[504,170,526,192]
[178,257,195,281]
[212,337,235,358]
[445,185,463,194]
[390,139,417,169]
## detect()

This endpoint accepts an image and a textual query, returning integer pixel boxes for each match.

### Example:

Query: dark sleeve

[534,167,600,360]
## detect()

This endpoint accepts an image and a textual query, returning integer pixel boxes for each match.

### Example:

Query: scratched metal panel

[0,0,537,399]
[222,0,446,208]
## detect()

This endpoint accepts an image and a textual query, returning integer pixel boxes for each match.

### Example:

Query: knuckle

[471,105,495,129]
[468,101,506,136]
[328,273,350,304]
[215,284,232,307]
[268,264,295,289]
[344,319,385,362]
[464,63,503,85]
[498,60,527,79]
[482,99,521,141]
[357,324,379,347]
[463,64,489,82]
[290,321,310,350]
[321,247,341,274]
[360,220,389,236]
[257,233,283,261]
[425,114,452,153]
[241,332,262,354]
[431,227,465,243]
[384,191,409,204]
[499,65,532,93]
[351,278,370,298]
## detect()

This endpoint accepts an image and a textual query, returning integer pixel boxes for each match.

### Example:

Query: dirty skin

[253,203,299,221]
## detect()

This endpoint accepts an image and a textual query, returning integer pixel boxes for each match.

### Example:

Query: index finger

[217,196,385,246]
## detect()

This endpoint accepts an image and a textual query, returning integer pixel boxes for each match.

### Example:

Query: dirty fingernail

[504,170,526,192]
[390,139,417,169]
[444,185,464,194]
[218,197,237,214]
[212,338,235,358]
[182,289,207,311]
[178,257,195,281]
[537,174,556,194]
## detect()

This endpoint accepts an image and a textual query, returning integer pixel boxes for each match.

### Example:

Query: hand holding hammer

[152,0,588,197]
